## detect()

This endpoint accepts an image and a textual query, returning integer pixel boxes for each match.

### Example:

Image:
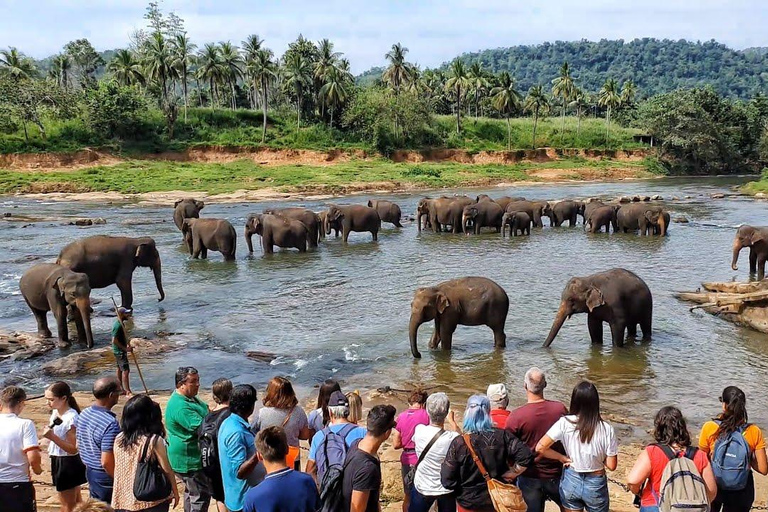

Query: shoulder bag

[403,428,444,490]
[463,433,527,512]
[133,435,172,502]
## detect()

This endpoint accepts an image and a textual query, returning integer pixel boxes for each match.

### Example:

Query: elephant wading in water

[585,205,617,233]
[57,236,164,310]
[417,197,472,233]
[409,277,509,358]
[368,200,403,228]
[264,207,320,247]
[245,213,309,253]
[20,264,95,348]
[731,225,768,280]
[325,204,380,242]
[476,195,526,212]
[501,211,532,236]
[543,268,652,348]
[462,201,503,234]
[182,218,237,261]
[616,204,668,236]
[549,200,584,227]
[504,200,551,228]
[173,198,205,231]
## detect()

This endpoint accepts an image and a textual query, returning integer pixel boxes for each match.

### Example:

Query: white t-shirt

[48,408,79,457]
[413,424,459,496]
[0,413,39,483]
[545,415,618,472]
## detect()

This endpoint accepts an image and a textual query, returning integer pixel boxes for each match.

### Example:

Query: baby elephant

[182,218,237,261]
[501,211,531,236]
[585,206,617,233]
[367,200,403,227]
[245,213,309,253]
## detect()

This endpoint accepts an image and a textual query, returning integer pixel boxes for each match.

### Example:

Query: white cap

[487,383,508,402]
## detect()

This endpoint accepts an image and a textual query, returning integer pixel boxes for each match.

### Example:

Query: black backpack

[198,409,231,473]
[318,426,357,512]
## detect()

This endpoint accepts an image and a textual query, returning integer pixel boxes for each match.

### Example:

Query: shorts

[401,464,415,492]
[114,350,130,372]
[0,481,35,512]
[51,455,87,492]
[86,466,114,503]
[559,467,609,512]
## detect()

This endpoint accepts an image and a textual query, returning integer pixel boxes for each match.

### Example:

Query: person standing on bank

[199,378,233,512]
[219,384,261,512]
[253,377,310,471]
[112,307,132,397]
[165,367,211,512]
[506,367,568,512]
[487,384,510,429]
[43,381,87,512]
[392,389,429,512]
[0,386,42,512]
[307,379,342,437]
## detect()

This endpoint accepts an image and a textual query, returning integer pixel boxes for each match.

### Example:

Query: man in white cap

[486,383,509,428]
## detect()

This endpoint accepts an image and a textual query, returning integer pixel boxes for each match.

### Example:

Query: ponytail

[48,381,80,414]
[715,386,748,439]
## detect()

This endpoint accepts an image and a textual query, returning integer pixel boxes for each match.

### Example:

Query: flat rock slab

[0,331,56,361]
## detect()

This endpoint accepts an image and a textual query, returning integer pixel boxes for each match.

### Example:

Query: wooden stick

[111,297,149,395]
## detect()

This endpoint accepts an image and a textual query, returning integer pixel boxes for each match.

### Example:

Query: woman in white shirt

[42,381,87,512]
[536,381,618,512]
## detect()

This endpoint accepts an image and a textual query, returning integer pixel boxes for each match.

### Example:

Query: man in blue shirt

[243,426,319,512]
[218,384,260,512]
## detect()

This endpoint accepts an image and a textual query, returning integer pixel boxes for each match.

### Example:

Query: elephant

[501,211,531,236]
[585,205,617,233]
[616,204,668,236]
[57,236,164,310]
[263,207,320,247]
[549,200,583,227]
[462,201,504,234]
[543,268,652,348]
[417,197,465,233]
[325,204,380,242]
[731,225,768,280]
[409,277,509,358]
[182,218,237,261]
[368,200,403,228]
[245,213,309,253]
[584,200,609,225]
[317,211,340,238]
[476,195,526,212]
[504,200,551,228]
[19,264,94,348]
[173,198,205,231]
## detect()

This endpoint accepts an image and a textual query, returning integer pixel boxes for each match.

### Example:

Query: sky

[1,0,767,73]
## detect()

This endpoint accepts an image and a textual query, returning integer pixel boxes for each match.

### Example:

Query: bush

[83,80,148,140]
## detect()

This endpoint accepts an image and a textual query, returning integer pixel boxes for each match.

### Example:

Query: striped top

[75,405,120,470]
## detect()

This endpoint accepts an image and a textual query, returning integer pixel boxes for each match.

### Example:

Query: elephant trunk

[409,316,422,358]
[245,226,255,253]
[324,216,331,236]
[417,211,423,232]
[76,297,94,348]
[543,302,568,348]
[153,262,165,302]
[732,238,743,271]
[658,211,667,236]
[501,213,510,236]
[462,213,471,234]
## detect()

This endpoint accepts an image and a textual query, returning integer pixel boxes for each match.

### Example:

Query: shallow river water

[1,177,767,431]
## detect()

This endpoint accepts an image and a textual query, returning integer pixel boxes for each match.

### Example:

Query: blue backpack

[711,423,751,491]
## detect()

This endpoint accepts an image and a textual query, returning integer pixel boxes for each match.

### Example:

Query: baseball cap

[487,383,508,402]
[328,390,349,407]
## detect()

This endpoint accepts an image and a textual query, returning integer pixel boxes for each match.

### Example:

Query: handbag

[463,434,527,512]
[403,428,444,489]
[133,435,172,502]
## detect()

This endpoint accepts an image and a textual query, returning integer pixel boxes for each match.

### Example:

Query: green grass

[0,157,650,195]
[741,169,768,194]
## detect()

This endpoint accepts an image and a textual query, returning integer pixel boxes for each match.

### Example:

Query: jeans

[559,467,609,512]
[518,475,563,512]
[639,507,660,512]
[86,466,114,504]
[178,470,212,512]
[410,488,456,512]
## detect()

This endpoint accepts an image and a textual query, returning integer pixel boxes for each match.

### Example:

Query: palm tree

[598,78,621,146]
[314,39,341,120]
[171,34,197,121]
[0,47,37,80]
[108,49,145,87]
[241,34,263,108]
[621,80,637,107]
[247,48,277,142]
[551,61,576,147]
[490,72,522,150]
[197,43,224,111]
[319,66,350,128]
[524,85,549,150]
[468,62,489,120]
[283,53,312,134]
[569,89,589,140]
[142,32,174,101]
[445,59,470,134]
[49,54,73,89]
[382,43,412,93]
[219,42,243,111]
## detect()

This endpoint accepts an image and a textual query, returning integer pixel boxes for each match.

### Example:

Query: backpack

[317,424,357,512]
[198,409,231,473]
[653,444,709,512]
[711,423,751,491]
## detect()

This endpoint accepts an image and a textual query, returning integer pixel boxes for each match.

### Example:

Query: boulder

[651,195,663,200]
[0,331,56,361]
[673,216,690,224]
[618,196,631,203]
[711,193,726,199]
[756,193,766,199]
[42,337,177,377]
[68,218,107,226]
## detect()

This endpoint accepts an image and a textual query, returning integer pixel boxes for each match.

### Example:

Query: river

[1,176,766,432]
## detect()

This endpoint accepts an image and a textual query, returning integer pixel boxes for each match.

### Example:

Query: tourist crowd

[0,365,766,512]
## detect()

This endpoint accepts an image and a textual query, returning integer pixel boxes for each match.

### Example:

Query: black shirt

[342,443,381,512]
[441,429,534,511]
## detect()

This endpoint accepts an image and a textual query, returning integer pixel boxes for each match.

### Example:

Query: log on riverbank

[675,281,768,333]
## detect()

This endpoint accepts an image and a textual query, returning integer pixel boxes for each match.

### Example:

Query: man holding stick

[111,307,132,397]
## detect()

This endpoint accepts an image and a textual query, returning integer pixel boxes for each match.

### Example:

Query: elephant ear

[751,230,765,244]
[367,200,373,208]
[436,293,451,314]
[136,242,154,260]
[195,200,205,210]
[52,276,65,298]
[586,286,605,312]
[174,199,183,208]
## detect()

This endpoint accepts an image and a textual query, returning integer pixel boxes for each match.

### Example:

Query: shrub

[83,80,148,140]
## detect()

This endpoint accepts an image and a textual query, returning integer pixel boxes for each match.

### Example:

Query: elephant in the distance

[19,264,95,348]
[504,200,551,228]
[476,195,526,212]
[263,207,320,247]
[368,200,403,228]
[173,198,205,231]
[543,268,652,348]
[182,218,237,261]
[57,235,164,310]
[462,201,503,234]
[417,197,465,233]
[246,213,309,253]
[616,204,668,236]
[549,200,584,227]
[317,211,340,239]
[325,204,380,242]
[585,205,618,233]
[501,211,531,236]
[409,277,509,358]
[731,225,768,280]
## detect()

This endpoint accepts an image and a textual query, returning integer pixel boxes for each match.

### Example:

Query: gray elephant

[417,197,473,233]
[585,205,617,233]
[245,213,309,253]
[263,207,320,247]
[616,204,669,236]
[57,236,164,310]
[462,201,504,234]
[409,277,509,358]
[368,200,403,228]
[325,204,380,242]
[19,264,94,348]
[182,218,237,260]
[549,200,583,227]
[501,211,532,236]
[317,211,340,239]
[543,268,652,348]
[504,200,551,228]
[731,225,768,280]
[173,198,205,231]
[475,195,526,212]
[584,200,610,225]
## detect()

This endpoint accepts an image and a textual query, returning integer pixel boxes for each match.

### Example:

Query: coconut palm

[621,80,637,107]
[551,61,576,146]
[490,72,522,150]
[314,39,341,119]
[0,47,37,80]
[468,62,489,120]
[445,59,470,134]
[108,49,144,87]
[247,48,277,142]
[283,52,312,134]
[49,54,73,89]
[219,42,243,110]
[241,34,264,108]
[569,88,589,140]
[170,34,197,121]
[142,31,174,101]
[382,43,412,93]
[197,43,224,111]
[524,85,549,150]
[319,66,350,128]
[598,78,621,146]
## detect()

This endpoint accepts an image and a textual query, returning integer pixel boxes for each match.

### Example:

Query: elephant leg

[587,314,603,344]
[263,234,274,254]
[749,248,757,274]
[372,229,378,241]
[610,320,627,347]
[342,226,350,243]
[491,323,506,348]
[71,306,88,344]
[640,311,652,341]
[117,277,134,310]
[626,323,637,339]
[428,319,441,349]
[192,238,202,258]
[439,320,456,351]
[29,302,52,338]
[52,304,70,345]
[759,255,767,280]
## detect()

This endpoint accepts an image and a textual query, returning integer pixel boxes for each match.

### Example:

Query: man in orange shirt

[487,383,510,428]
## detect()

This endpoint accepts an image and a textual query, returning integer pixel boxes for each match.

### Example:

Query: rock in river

[42,337,177,377]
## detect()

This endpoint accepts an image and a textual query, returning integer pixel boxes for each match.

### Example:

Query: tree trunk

[561,101,566,147]
[330,106,334,129]
[209,78,216,112]
[506,116,511,150]
[577,107,582,140]
[230,80,236,111]
[456,86,461,134]
[196,77,203,107]
[261,78,268,144]
[182,65,188,123]
[532,110,538,150]
[605,108,611,147]
[22,121,29,143]
[475,90,479,121]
